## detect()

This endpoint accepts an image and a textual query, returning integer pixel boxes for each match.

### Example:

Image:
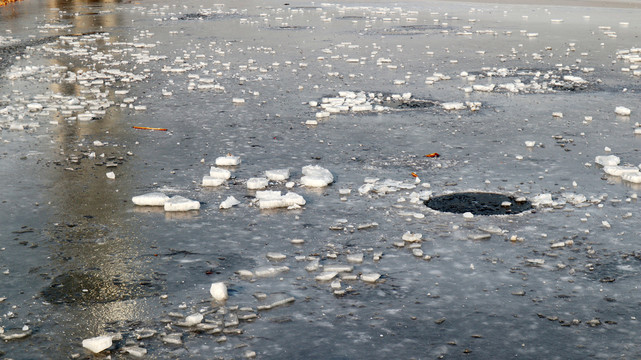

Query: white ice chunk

[315,271,338,281]
[525,141,536,147]
[27,103,43,112]
[202,176,226,187]
[441,102,466,110]
[265,169,290,181]
[473,84,495,92]
[563,75,587,84]
[615,106,631,116]
[562,193,587,205]
[183,313,204,326]
[209,167,231,179]
[301,165,334,187]
[132,192,170,206]
[258,191,306,209]
[402,231,423,242]
[82,335,113,353]
[215,155,241,166]
[247,177,269,190]
[361,273,381,283]
[210,282,228,301]
[622,172,641,183]
[595,155,620,166]
[164,196,200,211]
[531,193,554,207]
[254,266,289,277]
[603,166,640,177]
[220,196,240,209]
[106,172,116,180]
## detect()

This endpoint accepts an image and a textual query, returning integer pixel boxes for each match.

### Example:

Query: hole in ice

[425,192,532,215]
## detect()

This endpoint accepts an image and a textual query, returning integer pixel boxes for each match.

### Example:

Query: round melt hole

[425,192,532,215]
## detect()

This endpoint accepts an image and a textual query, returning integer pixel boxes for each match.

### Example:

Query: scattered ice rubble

[132,156,339,211]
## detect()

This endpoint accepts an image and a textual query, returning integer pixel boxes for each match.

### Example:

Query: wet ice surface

[2,0,641,358]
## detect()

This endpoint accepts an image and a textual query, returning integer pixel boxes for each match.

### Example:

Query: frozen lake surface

[1,0,641,358]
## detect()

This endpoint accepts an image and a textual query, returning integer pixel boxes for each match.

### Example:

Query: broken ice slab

[256,191,305,209]
[203,176,226,187]
[215,155,241,166]
[210,167,231,179]
[441,102,466,110]
[603,166,639,177]
[347,253,364,264]
[323,265,353,273]
[265,168,290,181]
[361,273,381,283]
[161,333,183,345]
[220,196,240,209]
[247,177,269,190]
[622,172,641,183]
[402,231,423,242]
[266,252,286,261]
[132,192,169,206]
[164,196,200,211]
[594,155,620,166]
[123,346,147,358]
[177,313,204,327]
[82,335,112,353]
[254,266,290,277]
[315,271,338,281]
[300,165,334,187]
[256,296,295,311]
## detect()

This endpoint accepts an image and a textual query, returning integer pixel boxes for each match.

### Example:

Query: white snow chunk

[82,335,112,353]
[220,196,240,209]
[595,155,620,166]
[615,106,631,116]
[247,177,269,190]
[301,165,334,187]
[525,141,536,147]
[361,273,381,283]
[209,167,231,179]
[215,155,241,166]
[265,169,290,181]
[358,183,375,195]
[106,172,115,179]
[202,176,226,187]
[210,282,228,301]
[132,192,169,206]
[164,196,200,211]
